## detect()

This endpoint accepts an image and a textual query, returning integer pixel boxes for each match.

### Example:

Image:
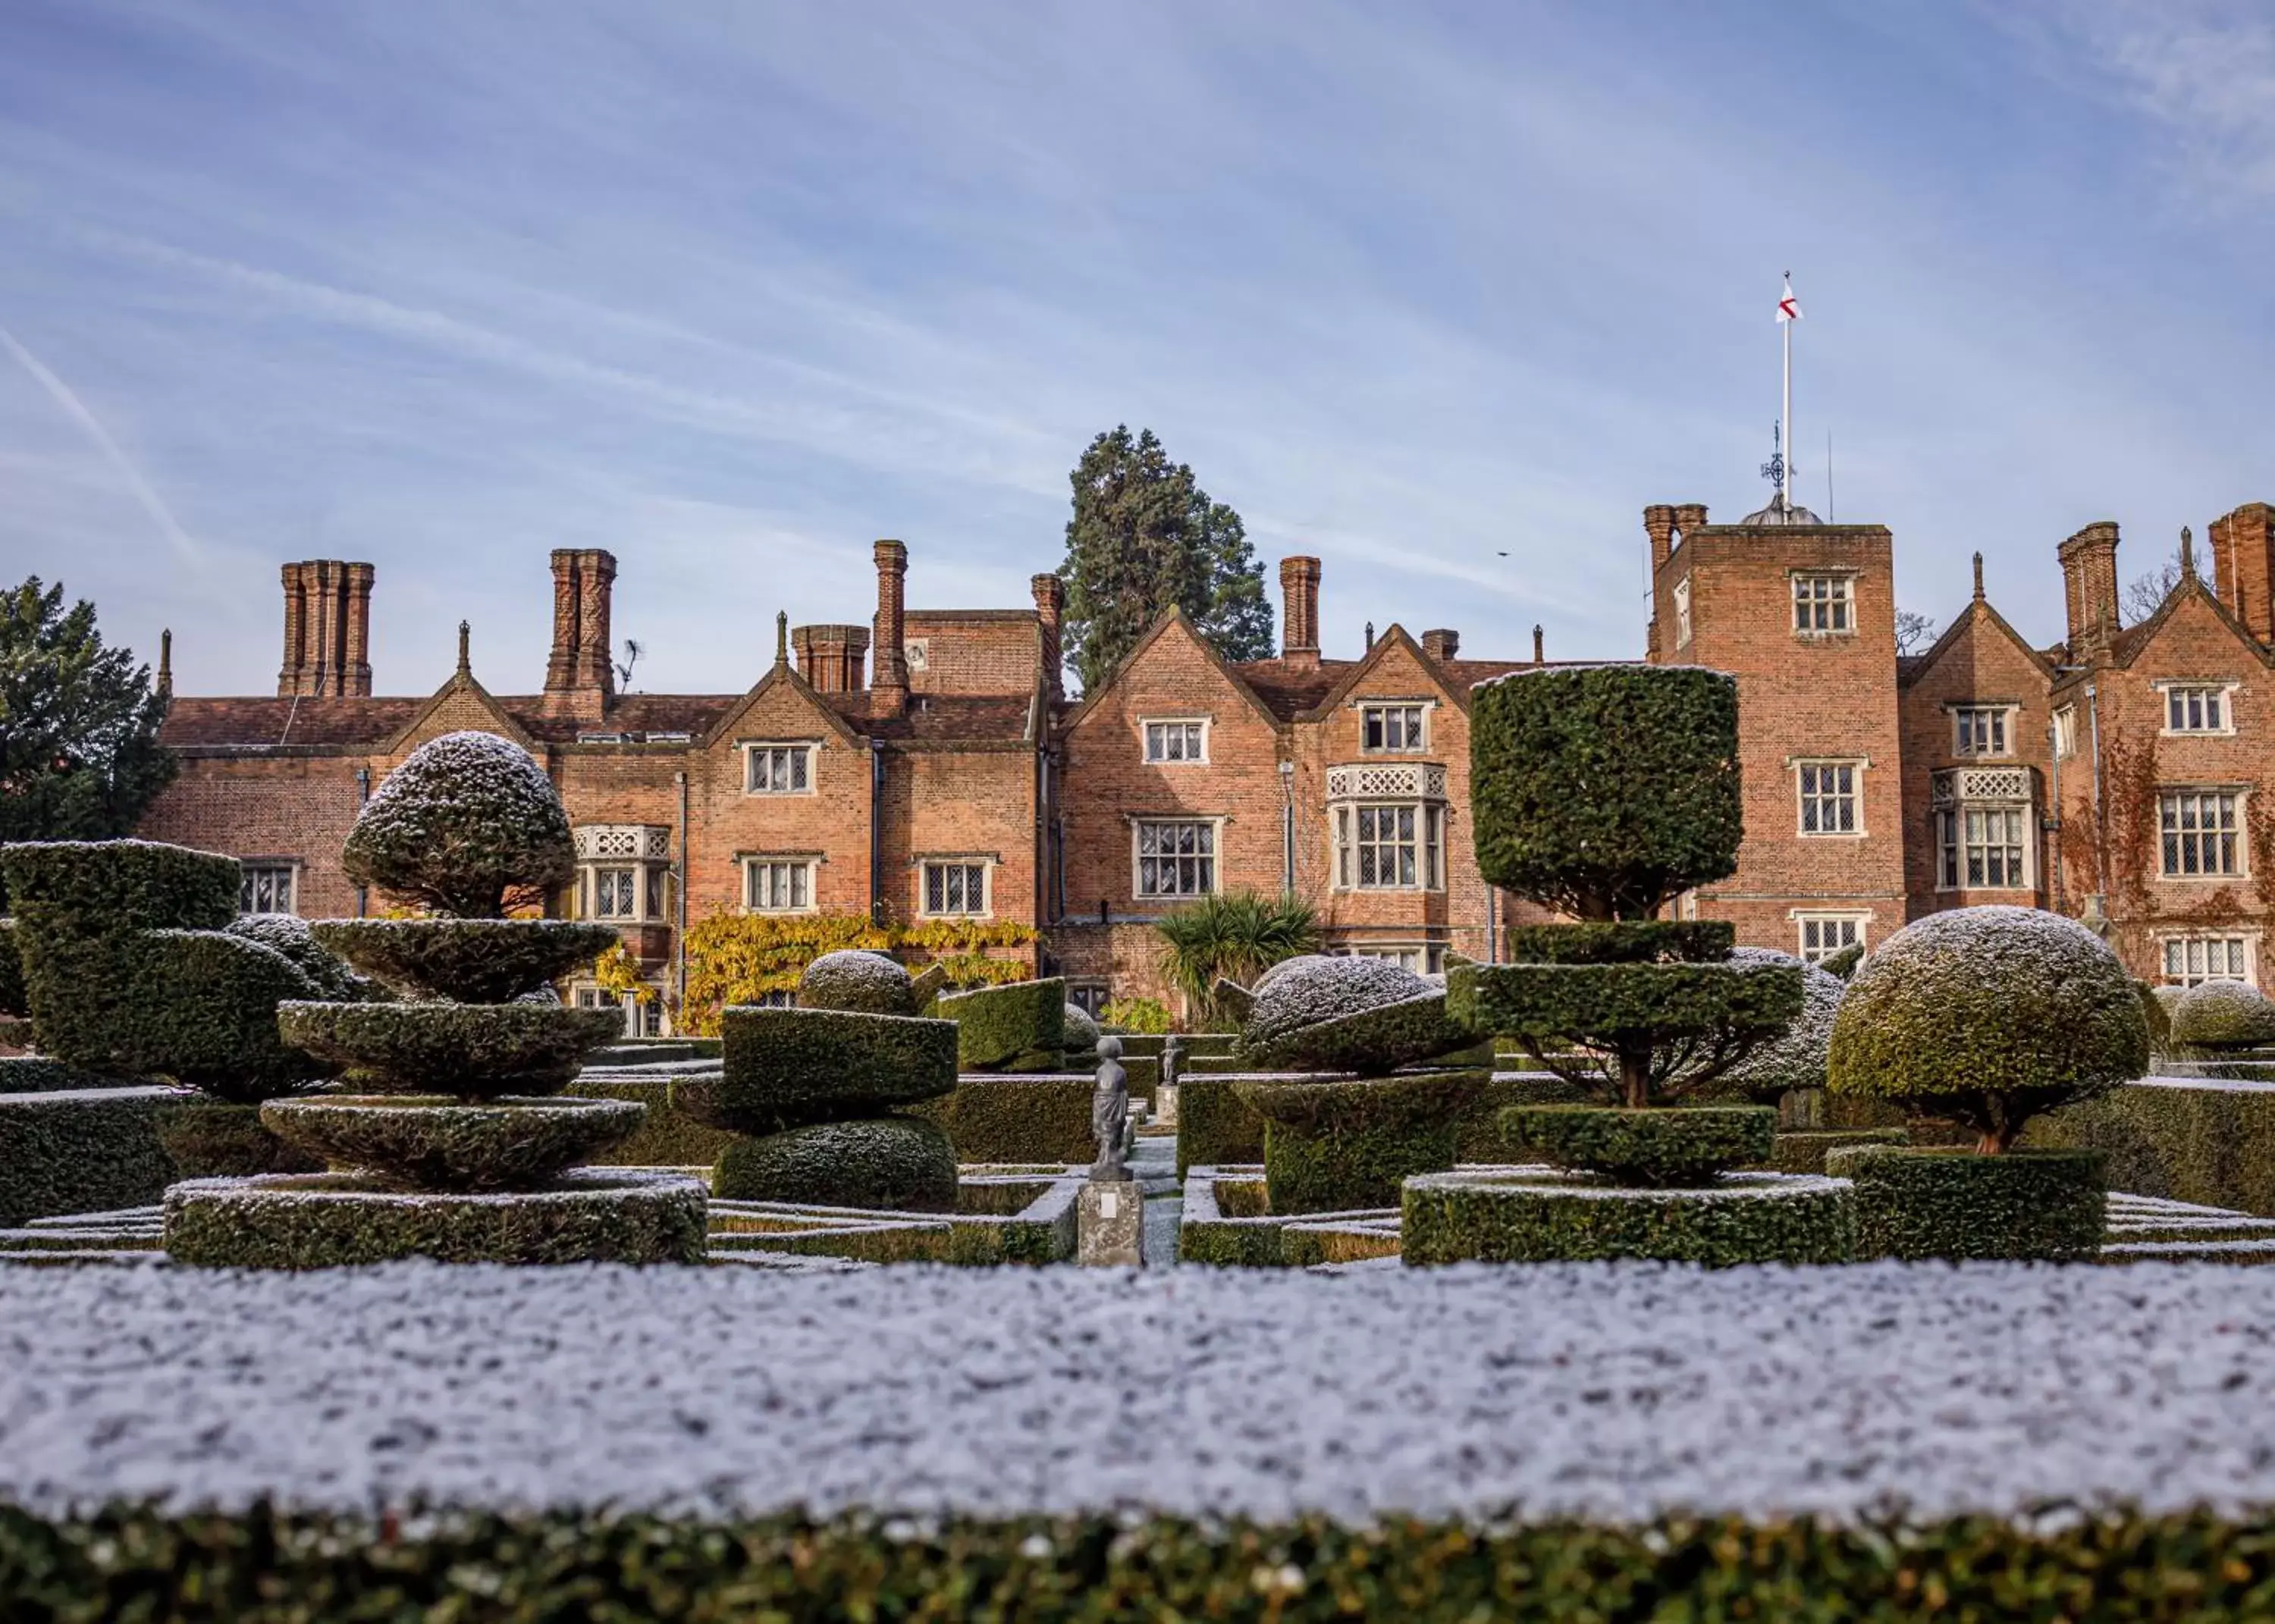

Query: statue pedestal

[1078,1179,1144,1265]
[1153,1080,1180,1129]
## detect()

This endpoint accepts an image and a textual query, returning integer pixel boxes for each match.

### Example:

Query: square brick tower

[1646,497,1907,960]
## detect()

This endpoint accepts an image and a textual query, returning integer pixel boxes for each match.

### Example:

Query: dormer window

[1360,704,1427,752]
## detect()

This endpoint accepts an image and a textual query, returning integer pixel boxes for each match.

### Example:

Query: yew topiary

[799,950,917,1016]
[1828,906,2148,1153]
[1470,666,1741,920]
[2168,980,2275,1052]
[342,732,573,918]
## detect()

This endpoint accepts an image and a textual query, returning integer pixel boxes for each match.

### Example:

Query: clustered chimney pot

[792,624,871,693]
[1420,629,1460,661]
[544,549,617,705]
[278,560,375,698]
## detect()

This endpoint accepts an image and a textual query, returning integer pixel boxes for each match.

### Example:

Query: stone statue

[1090,1034,1129,1182]
[1162,1033,1185,1088]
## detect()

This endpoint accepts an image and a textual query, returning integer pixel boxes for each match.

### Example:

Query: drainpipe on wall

[2046,719,2064,914]
[1485,886,1498,965]
[674,770,689,1031]
[870,739,886,927]
[1279,760,1295,895]
[353,767,372,917]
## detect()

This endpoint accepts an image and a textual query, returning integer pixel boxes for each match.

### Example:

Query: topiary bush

[0,1084,180,1225]
[341,731,574,917]
[1404,1168,1853,1266]
[1687,948,1842,1106]
[2168,979,2275,1052]
[0,917,24,1017]
[713,1116,959,1211]
[910,1077,1097,1165]
[1236,1071,1486,1214]
[1828,1143,2106,1262]
[798,950,919,1016]
[1502,1104,1775,1187]
[1828,906,2149,1153]
[1470,666,1741,920]
[311,918,611,1004]
[1236,957,1473,1076]
[937,977,1067,1071]
[684,1008,959,1133]
[1060,1002,1101,1061]
[224,914,369,1002]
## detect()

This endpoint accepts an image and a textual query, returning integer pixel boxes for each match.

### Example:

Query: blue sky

[2,1,2270,697]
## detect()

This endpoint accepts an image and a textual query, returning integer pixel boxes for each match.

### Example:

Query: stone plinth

[1078,1179,1143,1265]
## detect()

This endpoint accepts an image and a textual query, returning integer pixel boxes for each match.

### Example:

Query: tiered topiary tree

[1404,666,1840,1267]
[674,948,961,1210]
[1825,905,2147,1261]
[161,731,708,1267]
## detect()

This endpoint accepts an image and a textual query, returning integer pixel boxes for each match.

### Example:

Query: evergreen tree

[0,578,176,854]
[1056,426,1273,694]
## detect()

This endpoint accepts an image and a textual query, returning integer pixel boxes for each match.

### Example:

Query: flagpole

[1780,270,1792,510]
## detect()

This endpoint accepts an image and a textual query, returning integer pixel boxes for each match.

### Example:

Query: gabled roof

[2100,570,2273,675]
[1900,594,2060,689]
[1285,624,1473,720]
[384,668,535,754]
[698,658,868,751]
[1059,607,1288,733]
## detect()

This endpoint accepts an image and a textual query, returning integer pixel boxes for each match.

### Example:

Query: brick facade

[139,496,2275,1027]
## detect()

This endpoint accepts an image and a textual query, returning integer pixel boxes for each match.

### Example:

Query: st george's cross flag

[1777,275,1802,323]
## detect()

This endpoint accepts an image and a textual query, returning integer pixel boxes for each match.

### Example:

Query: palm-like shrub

[1154,890,1320,1028]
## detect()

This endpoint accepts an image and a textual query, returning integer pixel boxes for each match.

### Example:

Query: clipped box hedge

[911,1075,1097,1165]
[713,1116,959,1212]
[1827,1146,2105,1262]
[0,1086,181,1227]
[1501,1104,1776,1185]
[20,1504,2275,1621]
[1178,1071,1592,1179]
[689,1007,959,1132]
[1403,1169,1854,1267]
[2026,1077,2275,1217]
[572,1074,738,1168]
[1239,1071,1486,1215]
[937,977,1066,1071]
[0,1055,128,1096]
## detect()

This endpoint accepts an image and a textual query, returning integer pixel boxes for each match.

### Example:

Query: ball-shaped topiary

[1690,948,1842,1105]
[1828,906,2148,1153]
[1470,666,1741,919]
[2168,979,2275,1052]
[1244,956,1429,1051]
[1062,1001,1102,1058]
[342,732,574,918]
[798,950,915,1015]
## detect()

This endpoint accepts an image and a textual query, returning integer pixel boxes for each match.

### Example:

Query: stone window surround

[1788,569,1859,638]
[1129,814,1223,900]
[1935,804,2032,892]
[2054,704,2077,760]
[1789,909,1869,964]
[237,857,300,916]
[2157,785,2248,881]
[2158,931,2258,988]
[742,740,818,796]
[1354,698,1434,754]
[2155,679,2241,738]
[917,854,996,919]
[1139,716,1211,765]
[573,825,673,924]
[739,852,822,914]
[1329,801,1447,892]
[1944,700,2020,760]
[1790,757,1869,838]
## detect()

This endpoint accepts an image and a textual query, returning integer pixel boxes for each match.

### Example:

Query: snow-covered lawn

[5,1260,2275,1527]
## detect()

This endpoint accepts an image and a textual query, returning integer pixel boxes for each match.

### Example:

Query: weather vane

[1759,422,1787,498]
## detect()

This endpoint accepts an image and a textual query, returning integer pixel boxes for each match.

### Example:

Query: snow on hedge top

[2171,979,2275,1049]
[1470,663,1737,692]
[343,732,574,918]
[1705,947,1840,1099]
[10,1261,2275,1526]
[1253,954,1334,994]
[798,950,914,1015]
[1246,956,1429,1046]
[223,914,360,1001]
[1062,1002,1102,1055]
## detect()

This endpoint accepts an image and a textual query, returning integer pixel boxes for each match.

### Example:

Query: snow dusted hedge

[714,1117,959,1212]
[1403,1168,1854,1267]
[1237,1071,1487,1215]
[798,949,917,1016]
[1765,1127,1908,1176]
[1447,960,1802,1053]
[154,1099,324,1179]
[0,1085,178,1226]
[309,918,610,1005]
[910,1075,1097,1165]
[1505,920,1734,964]
[1501,1104,1775,1186]
[936,977,1066,1071]
[1828,1146,2106,1262]
[2027,1077,2275,1218]
[1175,1072,1589,1180]
[1693,948,1843,1105]
[689,1007,959,1133]
[2169,979,2275,1051]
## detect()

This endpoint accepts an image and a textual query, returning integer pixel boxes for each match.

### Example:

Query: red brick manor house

[141,496,2275,1028]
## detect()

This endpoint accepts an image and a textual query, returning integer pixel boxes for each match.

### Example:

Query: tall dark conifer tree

[1056,426,1272,694]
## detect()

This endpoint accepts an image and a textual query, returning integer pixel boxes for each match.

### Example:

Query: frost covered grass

[8,1261,2275,1528]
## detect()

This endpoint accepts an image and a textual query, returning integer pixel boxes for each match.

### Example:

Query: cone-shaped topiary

[1470,666,1741,921]
[1828,905,2148,1154]
[342,731,574,917]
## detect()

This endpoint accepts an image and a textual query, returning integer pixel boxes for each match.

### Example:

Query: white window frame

[1332,801,1446,892]
[1673,578,1693,648]
[572,982,664,1038]
[1791,572,1856,635]
[1132,818,1219,899]
[742,855,819,914]
[1795,759,1864,836]
[743,742,817,796]
[2159,788,2245,879]
[1358,702,1429,754]
[1345,943,1447,974]
[2053,705,2076,760]
[239,861,298,916]
[1935,804,2032,891]
[588,865,641,920]
[1793,913,1867,964]
[2161,934,2257,988]
[1950,705,2015,759]
[1141,718,1210,764]
[2158,682,2239,737]
[920,857,992,918]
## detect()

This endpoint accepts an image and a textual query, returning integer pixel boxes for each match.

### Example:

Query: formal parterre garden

[12,701,2275,1619]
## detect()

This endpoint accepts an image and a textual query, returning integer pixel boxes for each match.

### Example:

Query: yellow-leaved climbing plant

[679,911,1039,1036]
[591,940,655,1005]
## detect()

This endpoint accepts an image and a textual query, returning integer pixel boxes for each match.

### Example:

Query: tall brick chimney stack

[277,560,375,697]
[2209,503,2275,644]
[1279,556,1322,670]
[2057,522,2121,663]
[1420,629,1460,661]
[544,549,617,707]
[792,624,871,693]
[1643,505,1677,576]
[871,539,910,716]
[1031,572,1065,701]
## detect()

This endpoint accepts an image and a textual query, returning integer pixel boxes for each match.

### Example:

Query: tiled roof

[1233,659,1353,720]
[161,698,423,748]
[512,695,742,743]
[824,692,1034,743]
